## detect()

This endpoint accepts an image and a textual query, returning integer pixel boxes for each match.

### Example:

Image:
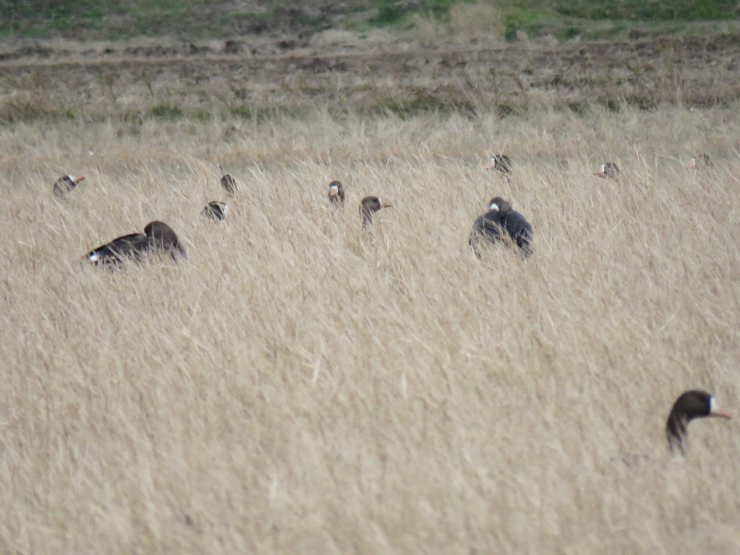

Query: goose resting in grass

[221,174,238,196]
[469,197,533,257]
[666,390,731,456]
[360,196,392,227]
[485,154,512,184]
[329,180,345,205]
[592,162,620,179]
[53,175,86,197]
[485,154,512,174]
[685,154,715,171]
[469,198,506,248]
[202,201,229,221]
[85,221,187,266]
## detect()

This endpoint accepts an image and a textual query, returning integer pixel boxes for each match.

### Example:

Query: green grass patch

[502,7,556,40]
[148,103,183,119]
[370,0,459,26]
[0,0,738,40]
[551,0,740,21]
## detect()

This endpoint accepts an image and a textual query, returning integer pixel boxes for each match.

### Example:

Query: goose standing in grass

[202,201,229,221]
[666,390,731,456]
[85,221,187,266]
[592,162,620,179]
[485,154,512,184]
[329,180,345,205]
[53,175,85,197]
[469,197,533,257]
[360,196,391,227]
[685,154,715,171]
[221,174,238,196]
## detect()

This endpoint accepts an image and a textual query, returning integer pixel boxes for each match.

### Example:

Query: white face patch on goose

[223,204,229,214]
[489,202,499,211]
[377,198,383,207]
[89,253,98,262]
[491,158,498,167]
[710,396,717,414]
[67,174,74,180]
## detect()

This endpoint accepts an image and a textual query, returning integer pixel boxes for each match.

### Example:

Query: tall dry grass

[1,104,739,552]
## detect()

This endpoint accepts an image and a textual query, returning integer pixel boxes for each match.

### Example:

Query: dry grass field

[1,34,740,552]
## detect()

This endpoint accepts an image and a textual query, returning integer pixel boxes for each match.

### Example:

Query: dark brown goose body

[202,201,229,221]
[666,390,731,455]
[329,181,345,205]
[593,162,620,179]
[86,232,148,266]
[53,175,85,197]
[85,221,187,266]
[470,197,533,257]
[360,196,392,227]
[469,199,507,252]
[144,221,186,260]
[221,174,238,196]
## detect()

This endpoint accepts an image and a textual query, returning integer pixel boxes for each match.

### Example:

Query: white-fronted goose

[53,175,85,197]
[360,196,392,227]
[221,174,238,196]
[485,154,512,174]
[329,180,345,205]
[469,198,506,253]
[685,154,715,171]
[85,221,187,266]
[666,390,731,455]
[485,154,512,184]
[470,196,533,257]
[593,162,620,179]
[202,201,229,221]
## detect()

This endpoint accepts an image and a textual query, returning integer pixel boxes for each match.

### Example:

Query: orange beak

[330,188,338,197]
[710,407,732,419]
[72,176,86,184]
[684,160,696,170]
[592,169,605,177]
[381,200,392,208]
[484,163,496,171]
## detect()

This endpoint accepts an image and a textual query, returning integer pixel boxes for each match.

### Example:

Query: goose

[666,390,731,455]
[85,221,187,266]
[470,197,533,257]
[685,154,715,171]
[53,175,85,197]
[360,196,392,227]
[484,154,512,174]
[469,198,506,251]
[221,174,238,196]
[592,162,620,179]
[485,154,512,184]
[609,389,732,466]
[329,180,345,205]
[202,201,229,221]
